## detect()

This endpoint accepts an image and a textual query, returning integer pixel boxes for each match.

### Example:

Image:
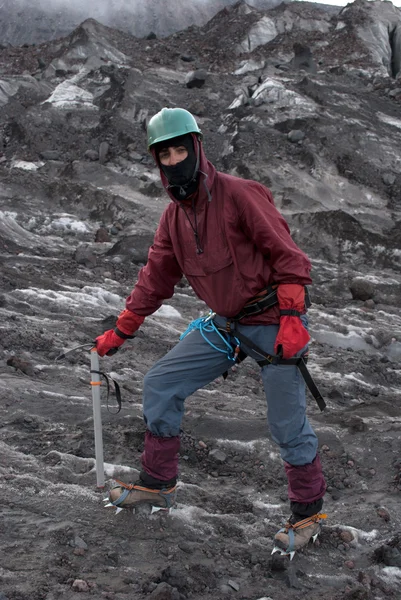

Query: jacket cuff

[114,327,135,339]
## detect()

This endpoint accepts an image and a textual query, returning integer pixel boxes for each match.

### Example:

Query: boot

[108,480,176,510]
[272,513,327,558]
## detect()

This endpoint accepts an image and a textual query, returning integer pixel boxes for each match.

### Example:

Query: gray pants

[143,315,318,466]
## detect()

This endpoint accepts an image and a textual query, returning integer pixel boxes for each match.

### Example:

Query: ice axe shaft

[90,348,105,488]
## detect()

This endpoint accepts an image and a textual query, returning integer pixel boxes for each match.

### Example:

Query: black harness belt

[232,284,311,321]
[223,327,326,413]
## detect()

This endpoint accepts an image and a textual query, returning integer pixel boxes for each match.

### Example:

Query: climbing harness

[180,285,326,411]
[225,324,326,412]
[231,284,311,321]
[180,311,241,362]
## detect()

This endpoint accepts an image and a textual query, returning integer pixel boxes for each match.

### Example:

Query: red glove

[274,284,310,359]
[95,329,126,357]
[95,309,145,357]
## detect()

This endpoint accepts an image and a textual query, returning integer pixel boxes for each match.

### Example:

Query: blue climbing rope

[180,312,240,361]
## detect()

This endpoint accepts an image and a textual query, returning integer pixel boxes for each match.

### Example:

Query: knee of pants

[143,361,166,399]
[270,420,318,465]
[143,368,164,411]
[143,368,183,437]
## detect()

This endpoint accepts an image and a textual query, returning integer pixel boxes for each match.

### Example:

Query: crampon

[272,513,327,560]
[103,479,176,515]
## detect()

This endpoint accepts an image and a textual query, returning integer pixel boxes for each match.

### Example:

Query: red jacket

[126,139,312,325]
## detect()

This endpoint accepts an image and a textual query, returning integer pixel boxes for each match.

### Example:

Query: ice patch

[238,16,277,52]
[177,481,203,490]
[104,462,136,478]
[41,390,88,402]
[0,78,20,105]
[11,160,44,171]
[311,329,374,353]
[234,59,266,75]
[387,341,401,360]
[154,304,183,320]
[11,286,123,314]
[170,505,214,535]
[330,524,378,543]
[377,112,401,129]
[44,215,90,233]
[43,81,97,110]
[253,500,282,512]
[216,439,264,450]
[229,77,317,113]
[380,567,401,583]
[344,373,378,388]
[0,210,44,248]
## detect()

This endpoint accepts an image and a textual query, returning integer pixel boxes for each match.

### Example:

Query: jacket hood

[151,133,215,204]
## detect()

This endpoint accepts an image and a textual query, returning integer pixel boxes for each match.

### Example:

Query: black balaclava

[156,134,199,200]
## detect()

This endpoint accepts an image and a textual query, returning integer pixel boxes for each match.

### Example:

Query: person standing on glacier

[95,107,326,554]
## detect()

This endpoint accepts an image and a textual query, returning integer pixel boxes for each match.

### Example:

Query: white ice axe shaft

[90,349,105,488]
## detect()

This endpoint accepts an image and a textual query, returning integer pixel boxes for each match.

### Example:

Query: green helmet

[147,107,202,149]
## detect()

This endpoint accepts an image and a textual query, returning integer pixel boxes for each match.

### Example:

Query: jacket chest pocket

[183,245,233,276]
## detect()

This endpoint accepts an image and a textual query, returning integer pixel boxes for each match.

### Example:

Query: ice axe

[56,343,122,489]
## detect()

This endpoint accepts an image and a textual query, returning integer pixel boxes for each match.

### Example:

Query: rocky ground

[1,1,401,599]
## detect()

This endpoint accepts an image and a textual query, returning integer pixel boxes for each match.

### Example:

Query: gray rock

[99,141,109,164]
[73,536,88,549]
[292,42,317,74]
[382,172,396,185]
[94,227,111,243]
[209,449,227,463]
[148,582,177,599]
[40,150,61,160]
[84,149,99,161]
[74,245,97,268]
[188,100,206,116]
[185,69,207,89]
[349,277,375,301]
[228,579,240,591]
[107,233,154,264]
[287,130,305,143]
[128,150,143,161]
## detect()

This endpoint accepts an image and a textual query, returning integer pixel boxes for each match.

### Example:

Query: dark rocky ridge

[0,0,284,45]
[1,1,401,599]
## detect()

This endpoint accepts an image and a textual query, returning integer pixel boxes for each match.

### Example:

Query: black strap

[114,327,135,339]
[296,359,326,412]
[227,329,326,412]
[280,309,302,317]
[90,369,122,414]
[231,284,279,321]
[231,285,311,322]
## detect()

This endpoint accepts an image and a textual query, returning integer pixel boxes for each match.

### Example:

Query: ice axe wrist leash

[55,343,123,488]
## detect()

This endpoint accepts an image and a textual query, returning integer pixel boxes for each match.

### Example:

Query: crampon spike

[271,545,296,560]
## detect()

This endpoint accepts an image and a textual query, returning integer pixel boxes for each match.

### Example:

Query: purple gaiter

[141,430,180,481]
[284,454,326,503]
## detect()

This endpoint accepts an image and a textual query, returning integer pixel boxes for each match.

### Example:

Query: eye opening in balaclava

[155,134,200,199]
